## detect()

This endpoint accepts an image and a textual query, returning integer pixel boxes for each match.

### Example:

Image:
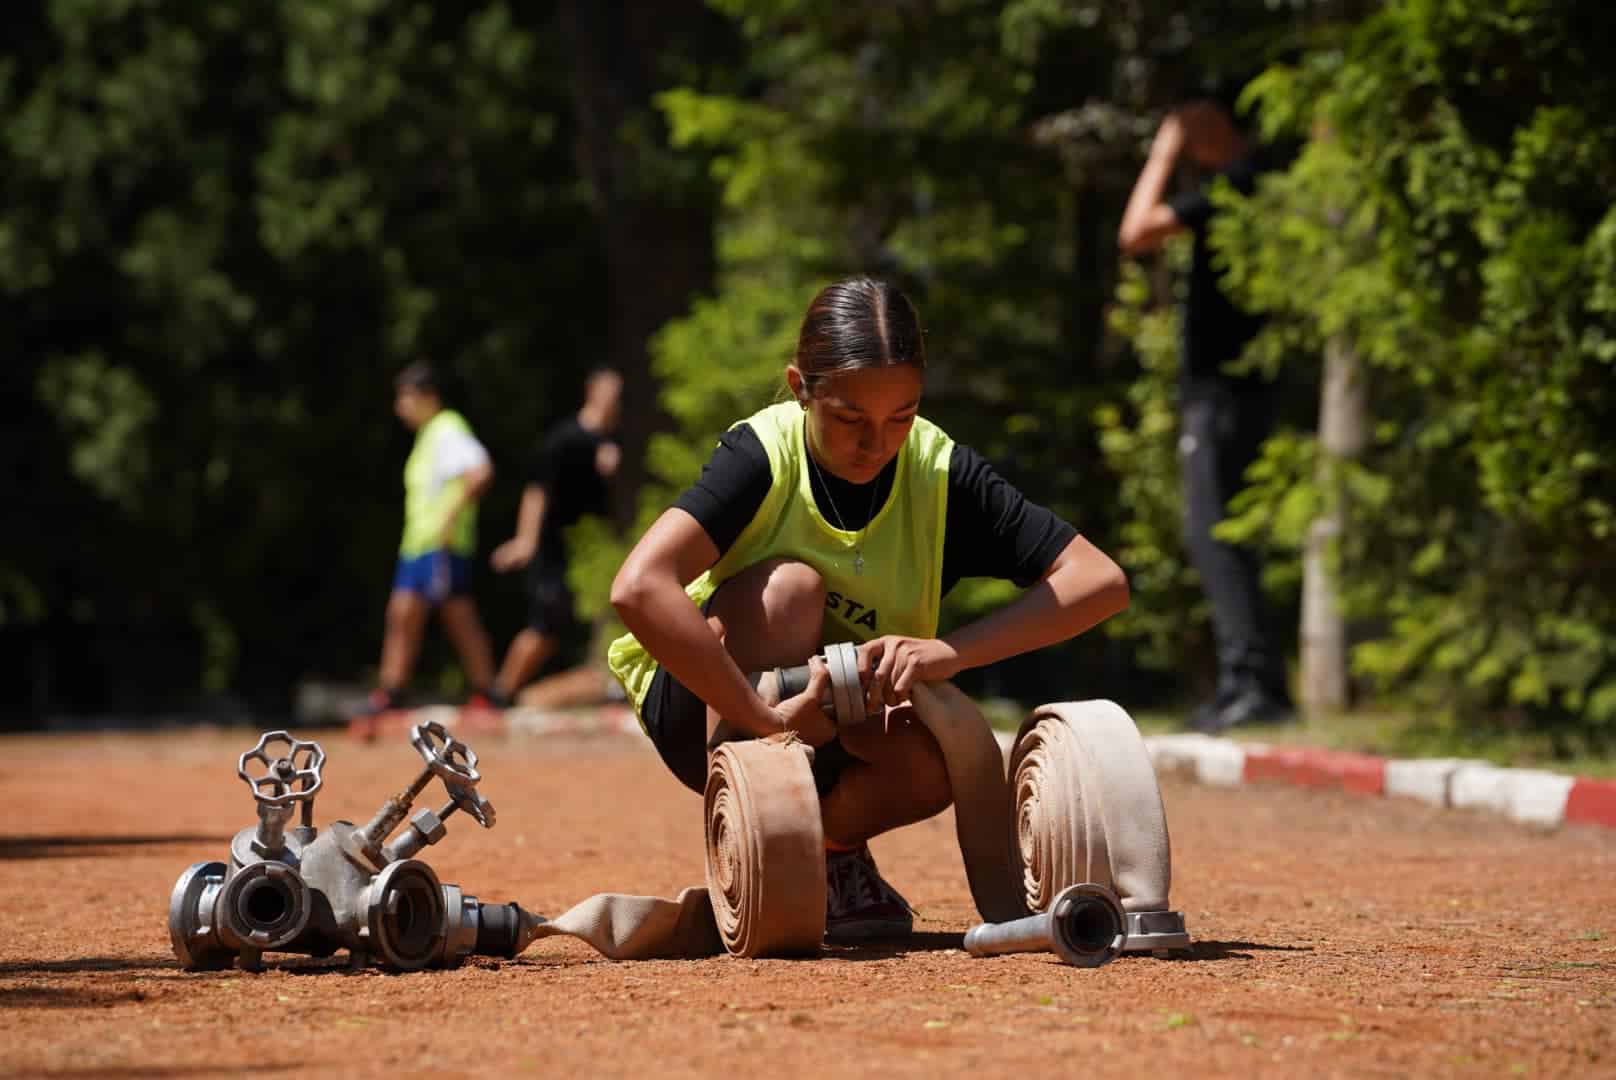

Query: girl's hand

[771,655,838,747]
[858,636,962,710]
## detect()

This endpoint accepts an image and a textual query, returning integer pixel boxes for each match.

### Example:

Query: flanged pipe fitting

[363,858,447,971]
[169,861,233,971]
[216,860,314,956]
[963,883,1128,968]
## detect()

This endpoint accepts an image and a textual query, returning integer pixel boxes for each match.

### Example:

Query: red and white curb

[1138,733,1616,832]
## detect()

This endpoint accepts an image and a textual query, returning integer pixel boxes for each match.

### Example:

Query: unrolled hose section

[703,736,826,957]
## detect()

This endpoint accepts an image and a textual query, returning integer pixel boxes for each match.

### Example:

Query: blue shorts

[393,551,473,604]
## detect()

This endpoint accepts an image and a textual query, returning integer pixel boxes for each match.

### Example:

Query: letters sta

[825,590,878,631]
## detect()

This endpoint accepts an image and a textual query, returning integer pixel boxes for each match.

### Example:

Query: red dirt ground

[1,727,1612,1078]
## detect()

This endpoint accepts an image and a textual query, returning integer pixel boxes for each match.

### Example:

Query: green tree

[1214,0,1616,741]
[572,0,1308,704]
[3,1,599,715]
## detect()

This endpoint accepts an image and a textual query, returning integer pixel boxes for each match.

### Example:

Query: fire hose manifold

[168,722,545,972]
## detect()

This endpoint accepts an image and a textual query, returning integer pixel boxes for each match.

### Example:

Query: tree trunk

[1300,334,1368,713]
[555,0,725,526]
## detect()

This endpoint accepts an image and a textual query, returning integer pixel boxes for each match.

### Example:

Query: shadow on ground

[0,835,229,860]
[36,1067,298,1078]
[1165,940,1314,962]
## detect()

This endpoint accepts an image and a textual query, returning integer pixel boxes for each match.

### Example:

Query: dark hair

[793,277,925,398]
[394,361,438,394]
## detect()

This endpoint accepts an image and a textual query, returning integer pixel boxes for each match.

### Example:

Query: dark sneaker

[1188,699,1224,734]
[825,845,913,942]
[1214,687,1295,731]
[358,688,399,716]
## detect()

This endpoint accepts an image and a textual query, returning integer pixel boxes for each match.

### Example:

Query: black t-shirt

[672,423,1078,598]
[1167,147,1283,382]
[529,418,614,573]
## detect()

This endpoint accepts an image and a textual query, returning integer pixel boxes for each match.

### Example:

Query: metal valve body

[169,724,538,972]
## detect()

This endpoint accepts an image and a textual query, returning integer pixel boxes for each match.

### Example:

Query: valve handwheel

[237,731,325,808]
[409,720,481,787]
[444,781,497,829]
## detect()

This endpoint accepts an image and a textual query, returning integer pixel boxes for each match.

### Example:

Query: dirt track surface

[1,727,1613,1079]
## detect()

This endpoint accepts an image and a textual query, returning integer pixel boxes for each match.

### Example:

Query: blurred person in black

[487,368,623,706]
[1118,90,1295,733]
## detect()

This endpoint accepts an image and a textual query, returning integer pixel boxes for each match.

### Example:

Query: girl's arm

[943,533,1128,672]
[866,535,1128,703]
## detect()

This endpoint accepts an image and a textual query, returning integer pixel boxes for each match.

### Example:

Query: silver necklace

[807,446,882,575]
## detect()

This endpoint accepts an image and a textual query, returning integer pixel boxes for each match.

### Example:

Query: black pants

[643,666,855,797]
[1178,376,1287,703]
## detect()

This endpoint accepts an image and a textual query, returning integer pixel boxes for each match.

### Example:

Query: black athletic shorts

[642,664,854,798]
[526,570,580,638]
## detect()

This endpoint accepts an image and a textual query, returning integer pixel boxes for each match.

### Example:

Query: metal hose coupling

[963,883,1128,968]
[439,885,548,967]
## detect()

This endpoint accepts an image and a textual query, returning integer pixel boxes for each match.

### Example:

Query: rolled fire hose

[1009,700,1171,914]
[515,736,822,959]
[521,676,1179,961]
[704,739,826,956]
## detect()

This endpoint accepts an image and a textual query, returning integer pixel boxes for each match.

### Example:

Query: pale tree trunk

[1300,334,1367,713]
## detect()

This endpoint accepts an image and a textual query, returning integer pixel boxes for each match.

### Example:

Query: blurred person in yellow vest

[359,362,498,718]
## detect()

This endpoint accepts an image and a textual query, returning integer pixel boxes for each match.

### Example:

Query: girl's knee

[386,595,422,631]
[709,558,826,667]
[759,560,825,641]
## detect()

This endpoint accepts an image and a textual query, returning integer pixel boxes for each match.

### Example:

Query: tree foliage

[12,0,1612,741]
[3,1,601,712]
[600,0,1313,700]
[1211,0,1616,736]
